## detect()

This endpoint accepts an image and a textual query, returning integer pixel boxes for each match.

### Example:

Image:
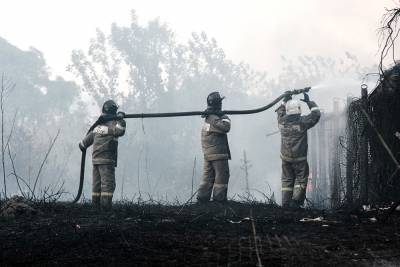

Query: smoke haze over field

[0,0,397,78]
[0,0,397,203]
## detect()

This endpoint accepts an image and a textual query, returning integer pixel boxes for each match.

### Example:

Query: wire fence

[308,63,400,208]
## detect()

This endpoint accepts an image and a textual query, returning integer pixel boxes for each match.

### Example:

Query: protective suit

[197,92,231,202]
[276,96,320,208]
[80,100,126,210]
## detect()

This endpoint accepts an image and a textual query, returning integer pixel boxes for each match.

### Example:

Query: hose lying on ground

[72,87,311,203]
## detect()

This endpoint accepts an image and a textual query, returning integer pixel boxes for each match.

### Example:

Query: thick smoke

[0,13,379,205]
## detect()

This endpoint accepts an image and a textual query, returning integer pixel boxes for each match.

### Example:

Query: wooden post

[310,128,318,204]
[318,112,327,207]
[331,100,340,208]
[345,97,354,205]
[360,87,369,204]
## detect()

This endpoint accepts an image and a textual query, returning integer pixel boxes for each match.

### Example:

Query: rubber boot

[92,196,100,209]
[289,199,303,210]
[281,190,293,208]
[100,196,113,211]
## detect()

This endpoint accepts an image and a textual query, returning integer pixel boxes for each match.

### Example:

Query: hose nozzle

[289,86,311,95]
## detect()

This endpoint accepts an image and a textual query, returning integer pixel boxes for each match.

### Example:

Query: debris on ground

[0,201,399,266]
[0,196,37,218]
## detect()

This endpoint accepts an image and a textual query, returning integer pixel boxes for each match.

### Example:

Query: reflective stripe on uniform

[101,192,114,197]
[93,125,109,135]
[203,122,211,132]
[199,181,213,187]
[281,187,293,191]
[311,107,320,112]
[280,154,307,162]
[294,184,306,189]
[213,183,228,189]
[92,192,101,196]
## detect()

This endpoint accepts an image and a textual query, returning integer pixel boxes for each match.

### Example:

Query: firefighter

[79,100,126,210]
[276,92,321,208]
[197,92,231,203]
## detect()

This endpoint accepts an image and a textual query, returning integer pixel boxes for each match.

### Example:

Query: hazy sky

[0,0,398,79]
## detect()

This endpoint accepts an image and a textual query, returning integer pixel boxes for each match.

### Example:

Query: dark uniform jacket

[201,114,231,161]
[81,119,126,166]
[276,101,320,162]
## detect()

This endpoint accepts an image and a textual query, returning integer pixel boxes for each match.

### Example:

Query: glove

[283,94,292,103]
[93,125,109,135]
[79,142,86,152]
[300,93,310,103]
[283,91,292,102]
[117,111,125,120]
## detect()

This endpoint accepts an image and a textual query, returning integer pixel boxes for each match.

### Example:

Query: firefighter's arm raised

[276,92,292,122]
[301,101,321,129]
[275,104,286,123]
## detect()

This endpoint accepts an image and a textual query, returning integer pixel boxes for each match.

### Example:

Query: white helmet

[285,99,302,115]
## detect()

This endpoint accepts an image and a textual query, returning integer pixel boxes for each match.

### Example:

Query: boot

[100,195,113,211]
[281,190,293,208]
[289,199,304,210]
[92,195,100,209]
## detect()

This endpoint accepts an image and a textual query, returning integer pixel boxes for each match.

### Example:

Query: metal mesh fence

[308,63,400,208]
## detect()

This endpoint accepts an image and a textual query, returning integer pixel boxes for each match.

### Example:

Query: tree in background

[67,10,378,202]
[0,37,82,199]
[0,9,377,202]
[68,10,271,200]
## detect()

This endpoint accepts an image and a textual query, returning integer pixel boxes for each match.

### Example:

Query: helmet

[285,99,301,115]
[207,92,225,109]
[102,100,118,115]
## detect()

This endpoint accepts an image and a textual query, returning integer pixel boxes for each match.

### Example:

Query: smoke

[306,74,379,113]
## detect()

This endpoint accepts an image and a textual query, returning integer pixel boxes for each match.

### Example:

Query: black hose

[123,88,310,118]
[72,149,86,203]
[71,87,310,203]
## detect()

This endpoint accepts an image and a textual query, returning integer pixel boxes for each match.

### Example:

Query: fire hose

[72,87,311,203]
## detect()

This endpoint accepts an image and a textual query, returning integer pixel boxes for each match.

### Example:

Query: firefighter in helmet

[197,92,231,203]
[79,100,126,210]
[276,92,320,208]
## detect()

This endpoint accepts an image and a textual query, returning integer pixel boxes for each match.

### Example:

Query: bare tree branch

[32,129,61,199]
[1,73,16,199]
[378,6,400,76]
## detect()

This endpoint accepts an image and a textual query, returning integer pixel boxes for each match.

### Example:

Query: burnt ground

[1,201,400,266]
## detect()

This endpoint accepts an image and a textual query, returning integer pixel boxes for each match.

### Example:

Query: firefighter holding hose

[79,100,126,210]
[197,92,231,203]
[276,92,320,208]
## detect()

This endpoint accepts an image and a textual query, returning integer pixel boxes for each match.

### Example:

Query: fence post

[310,128,318,204]
[345,97,354,205]
[331,100,340,208]
[360,87,369,204]
[318,112,327,207]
